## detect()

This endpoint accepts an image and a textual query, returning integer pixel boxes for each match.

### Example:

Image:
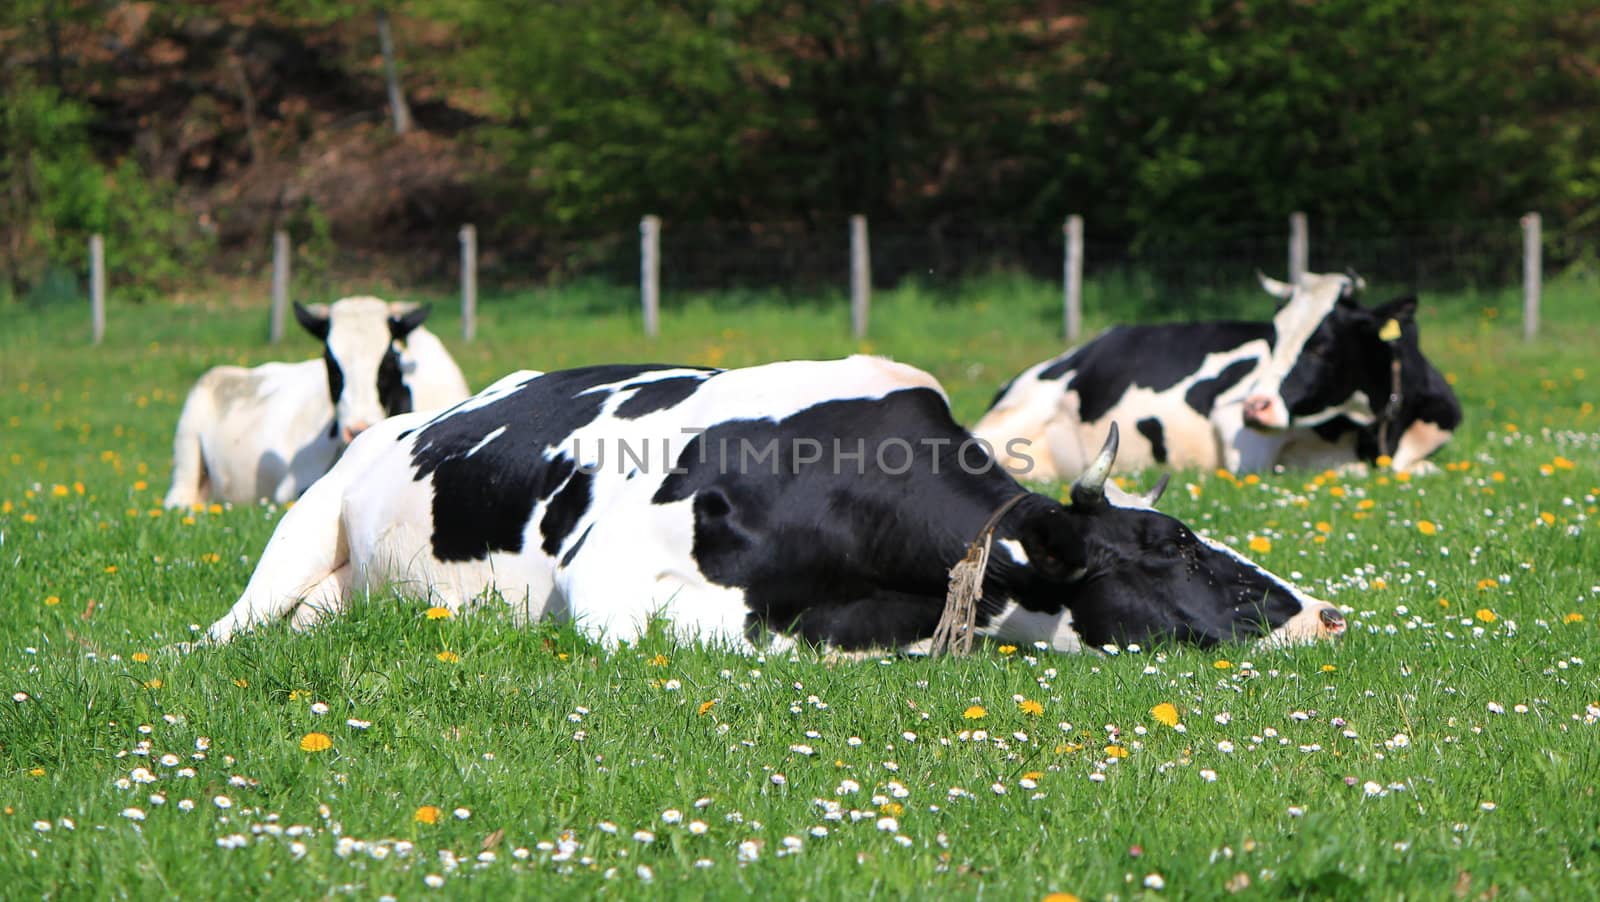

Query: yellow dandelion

[1214,660,1233,670]
[131,652,150,663]
[1491,471,1506,483]
[73,482,85,495]
[144,679,163,689]
[1358,499,1376,510]
[1019,699,1044,716]
[1375,455,1393,469]
[414,805,442,824]
[1564,613,1585,624]
[1248,536,1272,554]
[1321,664,1337,673]
[299,732,333,752]
[1539,512,1556,526]
[208,503,224,514]
[1243,474,1261,485]
[104,565,117,574]
[234,678,249,688]
[22,513,37,523]
[997,644,1018,655]
[1023,771,1045,781]
[1438,598,1450,608]
[425,606,452,620]
[181,516,196,525]
[28,767,45,777]
[1104,745,1129,758]
[1150,703,1180,727]
[133,480,148,491]
[1417,521,1438,536]
[52,484,69,497]
[289,689,308,701]
[1042,892,1081,902]
[697,700,717,716]
[1553,456,1575,471]
[436,651,460,664]
[200,552,221,564]
[1315,521,1332,533]
[44,595,60,607]
[648,653,670,667]
[1540,464,1555,476]
[1373,578,1388,590]
[1055,742,1083,754]
[1329,486,1347,498]
[1477,578,1497,591]
[964,705,987,720]
[879,802,904,816]
[1476,608,1497,623]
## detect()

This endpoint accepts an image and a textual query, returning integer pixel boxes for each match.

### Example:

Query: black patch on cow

[408,364,681,562]
[1184,359,1258,415]
[646,384,1309,651]
[559,523,594,568]
[1136,417,1168,464]
[321,348,345,409]
[1016,323,1272,422]
[540,466,594,555]
[614,374,709,420]
[377,345,413,416]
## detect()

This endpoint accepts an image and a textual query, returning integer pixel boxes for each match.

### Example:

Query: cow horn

[1070,422,1119,508]
[1141,472,1171,507]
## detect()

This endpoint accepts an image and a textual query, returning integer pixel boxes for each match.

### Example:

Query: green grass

[2,274,1598,899]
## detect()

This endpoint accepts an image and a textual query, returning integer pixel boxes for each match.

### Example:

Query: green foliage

[0,76,207,304]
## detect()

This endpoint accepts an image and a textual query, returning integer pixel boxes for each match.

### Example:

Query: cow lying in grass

[163,297,471,508]
[973,271,1461,479]
[199,356,1345,653]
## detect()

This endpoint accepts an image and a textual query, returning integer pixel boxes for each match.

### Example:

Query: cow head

[1013,424,1345,648]
[1241,271,1413,432]
[294,296,431,445]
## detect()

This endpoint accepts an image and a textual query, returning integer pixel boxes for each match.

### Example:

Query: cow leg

[288,563,356,631]
[203,457,352,644]
[1390,420,1452,474]
[163,388,213,510]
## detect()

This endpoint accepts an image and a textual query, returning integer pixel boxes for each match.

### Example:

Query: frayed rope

[929,493,1029,657]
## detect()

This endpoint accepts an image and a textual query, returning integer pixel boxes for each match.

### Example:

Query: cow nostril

[1319,607,1346,631]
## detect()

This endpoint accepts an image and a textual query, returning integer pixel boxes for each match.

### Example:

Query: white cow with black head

[198,356,1346,654]
[974,272,1461,479]
[163,296,470,508]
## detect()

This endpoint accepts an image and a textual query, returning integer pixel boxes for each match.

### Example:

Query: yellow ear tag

[1379,318,1402,342]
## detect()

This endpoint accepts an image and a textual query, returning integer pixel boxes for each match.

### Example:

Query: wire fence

[25,213,1587,344]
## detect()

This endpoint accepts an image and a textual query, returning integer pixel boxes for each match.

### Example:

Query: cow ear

[388,303,431,341]
[1373,295,1417,324]
[293,302,331,341]
[1257,271,1295,301]
[1017,507,1087,582]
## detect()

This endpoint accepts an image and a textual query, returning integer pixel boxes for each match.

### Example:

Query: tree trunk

[376,7,414,135]
[228,53,263,164]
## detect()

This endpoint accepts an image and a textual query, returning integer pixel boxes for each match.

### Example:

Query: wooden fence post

[1288,211,1308,283]
[1063,215,1083,341]
[850,214,870,340]
[1522,212,1541,342]
[89,234,105,345]
[269,229,290,344]
[640,215,660,339]
[459,224,477,342]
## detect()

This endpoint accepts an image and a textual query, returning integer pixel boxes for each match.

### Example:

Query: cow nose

[1318,606,1346,633]
[1242,396,1271,423]
[341,421,371,444]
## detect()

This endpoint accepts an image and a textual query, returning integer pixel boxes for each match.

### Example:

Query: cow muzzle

[1241,394,1290,431]
[1260,600,1347,647]
[340,421,372,444]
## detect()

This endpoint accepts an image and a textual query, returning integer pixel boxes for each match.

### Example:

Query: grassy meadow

[1,274,1597,899]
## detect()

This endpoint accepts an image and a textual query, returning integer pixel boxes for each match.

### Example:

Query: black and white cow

[163,296,472,508]
[199,356,1345,653]
[973,272,1461,478]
